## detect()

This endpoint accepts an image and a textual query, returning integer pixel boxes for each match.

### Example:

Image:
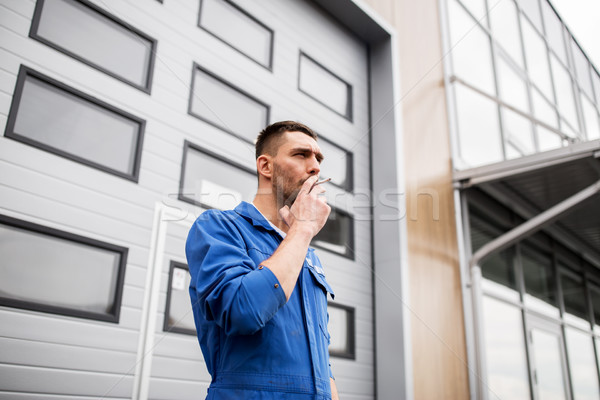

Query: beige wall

[364,0,470,398]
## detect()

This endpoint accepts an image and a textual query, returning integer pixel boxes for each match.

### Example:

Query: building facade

[0,0,598,399]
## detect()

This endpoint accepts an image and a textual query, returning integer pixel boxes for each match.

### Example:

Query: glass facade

[469,196,600,400]
[446,0,600,169]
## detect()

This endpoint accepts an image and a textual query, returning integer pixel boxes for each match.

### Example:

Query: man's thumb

[279,205,291,225]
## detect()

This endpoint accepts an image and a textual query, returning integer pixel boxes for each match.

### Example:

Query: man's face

[271,131,324,206]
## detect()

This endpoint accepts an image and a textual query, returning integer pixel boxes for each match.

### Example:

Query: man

[186,121,339,399]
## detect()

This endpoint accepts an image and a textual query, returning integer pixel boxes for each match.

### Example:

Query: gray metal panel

[0,364,133,398]
[0,393,128,400]
[0,0,386,399]
[138,0,375,398]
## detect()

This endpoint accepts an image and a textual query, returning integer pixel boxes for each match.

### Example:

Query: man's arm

[331,377,340,400]
[186,211,287,336]
[260,175,330,300]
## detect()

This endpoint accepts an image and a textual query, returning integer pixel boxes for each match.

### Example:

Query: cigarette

[311,177,331,189]
[314,177,331,186]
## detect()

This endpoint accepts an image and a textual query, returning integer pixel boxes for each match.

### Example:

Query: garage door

[0,0,374,399]
[139,1,374,399]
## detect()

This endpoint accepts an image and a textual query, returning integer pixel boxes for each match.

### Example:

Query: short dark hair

[255,121,317,159]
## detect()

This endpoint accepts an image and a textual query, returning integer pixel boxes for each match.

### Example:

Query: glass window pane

[503,107,535,158]
[0,220,124,320]
[560,272,589,327]
[518,0,543,32]
[541,0,567,64]
[165,263,196,334]
[9,70,142,178]
[596,337,600,368]
[33,0,154,89]
[522,245,559,317]
[299,53,352,120]
[565,328,600,400]
[448,0,496,94]
[531,327,568,400]
[590,286,600,331]
[497,56,529,112]
[593,70,600,105]
[531,89,563,151]
[550,55,580,132]
[190,66,269,143]
[571,39,594,99]
[560,118,579,141]
[198,0,273,68]
[532,88,558,129]
[313,208,354,259]
[318,138,352,191]
[327,304,355,358]
[489,0,524,68]
[181,144,257,210]
[482,296,530,399]
[459,0,487,23]
[454,84,503,167]
[581,93,600,140]
[482,250,520,300]
[537,125,563,152]
[522,17,553,99]
[469,213,519,299]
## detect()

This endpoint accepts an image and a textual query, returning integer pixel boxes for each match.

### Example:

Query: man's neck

[253,190,289,233]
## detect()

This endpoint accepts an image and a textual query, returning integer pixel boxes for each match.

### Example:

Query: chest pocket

[305,259,334,342]
[307,265,334,298]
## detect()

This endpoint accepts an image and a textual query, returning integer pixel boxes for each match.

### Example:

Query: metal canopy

[458,140,600,265]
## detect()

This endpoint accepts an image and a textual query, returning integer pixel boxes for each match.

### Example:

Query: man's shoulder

[193,207,246,229]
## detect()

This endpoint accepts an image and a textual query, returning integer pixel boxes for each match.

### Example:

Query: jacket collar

[234,201,276,232]
[234,201,315,251]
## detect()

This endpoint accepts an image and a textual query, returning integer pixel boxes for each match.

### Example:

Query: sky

[550,0,600,68]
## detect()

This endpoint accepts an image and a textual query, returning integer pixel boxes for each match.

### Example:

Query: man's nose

[308,157,321,176]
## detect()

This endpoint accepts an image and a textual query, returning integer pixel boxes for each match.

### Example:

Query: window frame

[327,302,356,359]
[312,205,355,260]
[188,62,271,145]
[163,261,196,336]
[4,65,146,182]
[179,139,256,209]
[298,51,353,121]
[29,0,157,93]
[318,134,354,192]
[197,0,274,70]
[0,214,128,323]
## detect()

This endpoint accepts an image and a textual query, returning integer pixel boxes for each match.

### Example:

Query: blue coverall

[186,201,335,399]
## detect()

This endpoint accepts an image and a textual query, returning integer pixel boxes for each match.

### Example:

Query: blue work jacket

[186,201,335,399]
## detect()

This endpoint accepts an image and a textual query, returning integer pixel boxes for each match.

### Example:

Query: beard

[272,163,306,207]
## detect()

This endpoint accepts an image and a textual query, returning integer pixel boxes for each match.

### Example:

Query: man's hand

[331,377,340,400]
[279,175,331,238]
[261,176,331,300]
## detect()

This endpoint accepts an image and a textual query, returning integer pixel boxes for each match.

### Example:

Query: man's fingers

[279,205,291,225]
[311,185,326,195]
[302,175,319,193]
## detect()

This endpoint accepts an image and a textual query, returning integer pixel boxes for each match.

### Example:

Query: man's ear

[256,155,273,180]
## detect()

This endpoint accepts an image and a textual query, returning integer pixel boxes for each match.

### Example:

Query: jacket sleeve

[186,210,287,336]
